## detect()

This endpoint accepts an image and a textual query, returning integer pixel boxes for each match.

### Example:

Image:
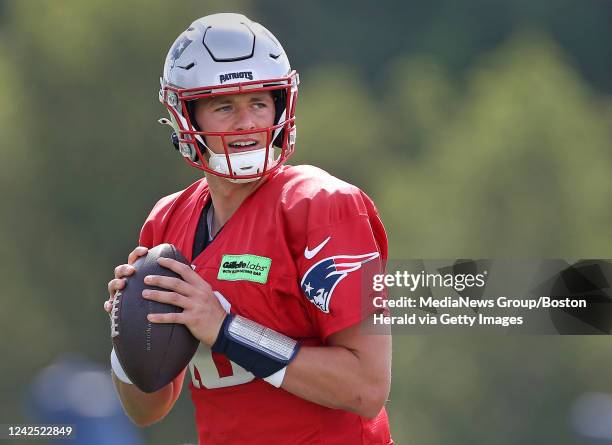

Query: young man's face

[193,91,276,155]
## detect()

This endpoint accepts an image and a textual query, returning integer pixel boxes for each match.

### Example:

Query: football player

[105,13,393,444]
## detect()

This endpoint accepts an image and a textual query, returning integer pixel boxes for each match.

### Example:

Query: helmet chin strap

[207,147,275,183]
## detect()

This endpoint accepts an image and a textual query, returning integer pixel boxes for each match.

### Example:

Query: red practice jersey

[139,165,393,445]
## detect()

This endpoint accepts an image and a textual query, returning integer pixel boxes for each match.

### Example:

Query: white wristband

[263,366,287,388]
[111,348,133,384]
[214,290,287,387]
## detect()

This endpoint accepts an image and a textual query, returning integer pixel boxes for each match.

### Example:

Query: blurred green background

[1,0,611,444]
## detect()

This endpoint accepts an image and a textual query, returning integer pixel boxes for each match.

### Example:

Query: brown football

[111,243,198,393]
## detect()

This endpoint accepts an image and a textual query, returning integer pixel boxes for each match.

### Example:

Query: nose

[233,105,256,131]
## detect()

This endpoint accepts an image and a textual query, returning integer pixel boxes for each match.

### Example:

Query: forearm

[209,311,392,418]
[112,369,184,426]
[281,336,391,418]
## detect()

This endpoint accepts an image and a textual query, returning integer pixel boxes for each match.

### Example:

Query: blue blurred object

[571,392,612,444]
[25,355,144,445]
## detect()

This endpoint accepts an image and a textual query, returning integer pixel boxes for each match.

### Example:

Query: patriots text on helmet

[219,71,254,84]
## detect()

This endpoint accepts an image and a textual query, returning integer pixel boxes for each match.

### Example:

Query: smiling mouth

[227,140,260,152]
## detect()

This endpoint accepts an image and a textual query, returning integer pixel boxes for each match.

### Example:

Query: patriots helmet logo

[301,252,380,313]
[170,35,193,68]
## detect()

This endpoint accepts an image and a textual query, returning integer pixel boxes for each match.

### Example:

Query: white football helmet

[159,13,299,182]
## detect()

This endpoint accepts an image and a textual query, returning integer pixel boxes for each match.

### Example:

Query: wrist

[212,314,300,379]
[207,312,229,347]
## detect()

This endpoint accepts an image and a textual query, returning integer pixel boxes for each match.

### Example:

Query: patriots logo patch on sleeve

[300,252,380,313]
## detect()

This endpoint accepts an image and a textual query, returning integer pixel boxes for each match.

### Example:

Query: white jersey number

[189,347,254,389]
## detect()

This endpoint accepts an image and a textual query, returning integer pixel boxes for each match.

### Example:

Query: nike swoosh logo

[304,236,331,260]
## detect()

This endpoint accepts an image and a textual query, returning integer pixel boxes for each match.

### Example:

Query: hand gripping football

[110,243,199,393]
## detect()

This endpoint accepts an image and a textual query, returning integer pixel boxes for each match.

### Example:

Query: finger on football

[127,246,148,264]
[142,289,192,309]
[157,257,210,288]
[108,277,126,296]
[114,264,135,279]
[157,257,197,280]
[147,312,185,324]
[144,274,192,295]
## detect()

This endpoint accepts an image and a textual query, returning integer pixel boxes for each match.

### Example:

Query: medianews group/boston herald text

[372,296,587,310]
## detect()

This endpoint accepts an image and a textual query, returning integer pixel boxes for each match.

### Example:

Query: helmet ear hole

[185,100,208,157]
[272,90,287,147]
[185,100,201,132]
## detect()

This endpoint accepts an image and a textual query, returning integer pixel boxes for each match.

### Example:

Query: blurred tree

[292,65,391,190]
[258,0,612,93]
[376,30,612,259]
